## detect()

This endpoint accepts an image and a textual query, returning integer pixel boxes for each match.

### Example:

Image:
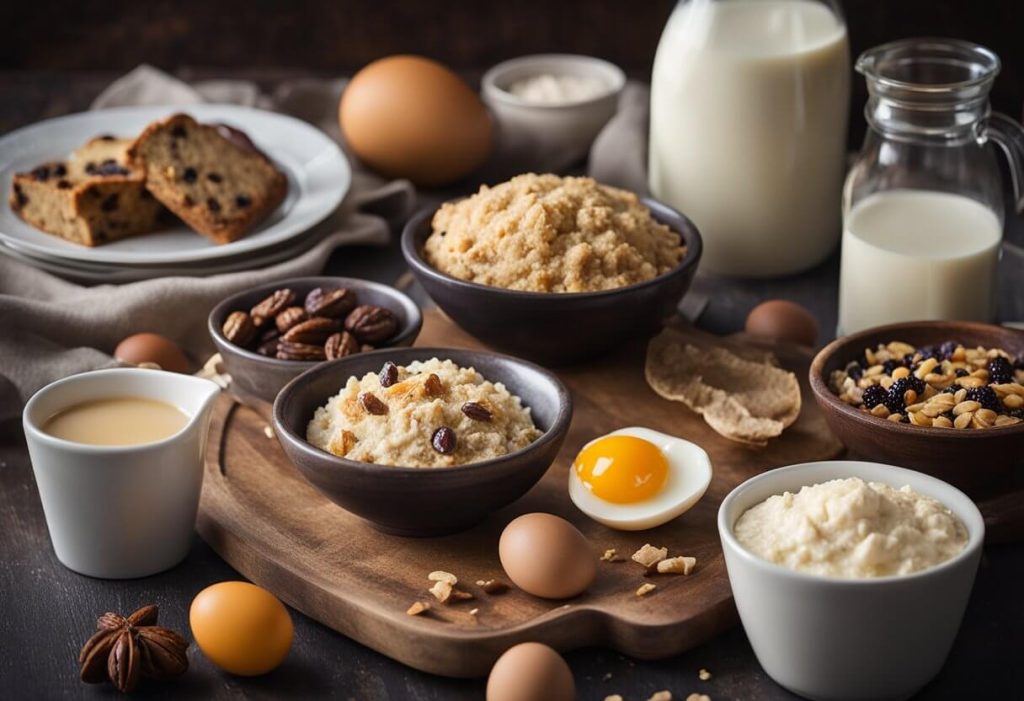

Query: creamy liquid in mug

[649,0,850,276]
[43,397,190,446]
[838,189,1002,334]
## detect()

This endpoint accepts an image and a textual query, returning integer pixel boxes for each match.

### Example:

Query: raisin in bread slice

[8,137,166,247]
[127,114,288,244]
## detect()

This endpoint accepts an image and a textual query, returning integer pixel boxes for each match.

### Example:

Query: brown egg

[745,300,819,347]
[498,512,596,599]
[114,333,192,373]
[339,55,493,187]
[486,642,575,701]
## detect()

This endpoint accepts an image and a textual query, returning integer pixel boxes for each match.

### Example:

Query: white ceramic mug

[718,461,984,701]
[23,368,220,579]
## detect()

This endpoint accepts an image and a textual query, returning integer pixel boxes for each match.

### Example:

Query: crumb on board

[406,601,430,616]
[657,556,697,575]
[476,579,508,594]
[428,570,458,585]
[648,691,673,701]
[601,548,621,562]
[632,544,668,569]
[263,425,275,439]
[636,583,657,597]
[604,696,624,701]
[686,694,711,701]
[698,668,711,681]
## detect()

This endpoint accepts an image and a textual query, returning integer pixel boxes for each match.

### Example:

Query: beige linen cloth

[0,67,648,420]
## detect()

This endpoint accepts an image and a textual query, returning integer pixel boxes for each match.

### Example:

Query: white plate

[0,105,349,266]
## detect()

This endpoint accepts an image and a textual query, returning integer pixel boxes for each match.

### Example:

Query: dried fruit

[379,361,399,387]
[431,426,456,454]
[461,401,492,422]
[222,311,257,347]
[359,391,388,415]
[325,331,360,360]
[345,305,398,344]
[423,373,444,397]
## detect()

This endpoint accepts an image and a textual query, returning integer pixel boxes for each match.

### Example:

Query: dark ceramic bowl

[209,277,422,403]
[272,347,573,536]
[809,321,1024,498]
[401,197,702,365]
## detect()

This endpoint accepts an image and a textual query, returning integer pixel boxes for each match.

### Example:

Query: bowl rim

[207,275,424,369]
[481,53,626,110]
[400,196,703,302]
[271,346,574,476]
[808,320,1024,438]
[717,459,985,587]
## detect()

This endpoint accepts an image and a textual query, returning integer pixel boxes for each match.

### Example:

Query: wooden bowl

[400,197,702,365]
[809,321,1024,498]
[271,347,573,536]
[209,277,422,403]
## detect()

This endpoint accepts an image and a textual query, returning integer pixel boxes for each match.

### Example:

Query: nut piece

[345,305,398,344]
[222,311,256,347]
[428,571,458,586]
[636,583,657,597]
[657,556,697,575]
[251,288,295,324]
[277,341,326,362]
[256,328,281,356]
[429,580,453,603]
[305,287,358,318]
[406,601,430,616]
[600,548,620,562]
[449,589,474,601]
[359,391,388,415]
[476,579,508,594]
[632,544,668,570]
[283,317,341,345]
[698,668,712,681]
[461,401,493,422]
[275,306,308,333]
[431,426,457,454]
[685,695,710,701]
[648,693,674,701]
[325,331,360,360]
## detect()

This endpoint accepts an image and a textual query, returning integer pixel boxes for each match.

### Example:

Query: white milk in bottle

[838,189,1002,334]
[649,0,850,277]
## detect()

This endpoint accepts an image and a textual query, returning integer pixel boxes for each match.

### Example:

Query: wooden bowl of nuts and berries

[809,321,1024,498]
[208,277,422,402]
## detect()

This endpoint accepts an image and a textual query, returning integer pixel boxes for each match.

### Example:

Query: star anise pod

[78,604,189,693]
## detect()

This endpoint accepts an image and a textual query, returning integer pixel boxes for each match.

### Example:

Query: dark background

[2,0,1022,146]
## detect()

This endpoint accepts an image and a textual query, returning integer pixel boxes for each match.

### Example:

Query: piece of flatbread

[646,330,801,446]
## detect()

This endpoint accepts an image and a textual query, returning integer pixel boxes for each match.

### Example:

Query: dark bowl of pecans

[809,320,1024,498]
[208,277,422,403]
[272,347,572,536]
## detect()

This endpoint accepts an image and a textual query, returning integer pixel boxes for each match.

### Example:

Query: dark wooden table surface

[1,70,1021,700]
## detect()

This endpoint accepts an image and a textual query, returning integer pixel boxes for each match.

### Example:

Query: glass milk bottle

[838,39,1024,334]
[649,0,850,277]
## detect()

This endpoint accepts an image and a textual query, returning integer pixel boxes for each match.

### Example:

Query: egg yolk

[573,435,668,504]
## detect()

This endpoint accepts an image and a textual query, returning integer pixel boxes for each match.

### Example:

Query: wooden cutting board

[196,310,842,678]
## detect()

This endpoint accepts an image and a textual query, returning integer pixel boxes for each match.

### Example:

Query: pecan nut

[324,331,360,360]
[136,627,189,679]
[250,288,295,324]
[107,630,141,693]
[222,311,256,347]
[344,305,398,344]
[256,328,281,357]
[276,341,327,361]
[305,287,358,318]
[275,306,308,333]
[282,317,340,345]
[461,401,492,422]
[359,391,389,415]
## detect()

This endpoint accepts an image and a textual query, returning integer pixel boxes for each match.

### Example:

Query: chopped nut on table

[686,694,711,701]
[428,570,458,585]
[657,556,697,575]
[406,601,430,616]
[636,583,657,597]
[632,544,668,570]
[476,579,508,594]
[605,696,624,701]
[429,579,454,603]
[648,691,673,701]
[698,668,712,681]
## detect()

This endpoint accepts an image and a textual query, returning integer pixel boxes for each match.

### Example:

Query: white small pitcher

[23,368,220,579]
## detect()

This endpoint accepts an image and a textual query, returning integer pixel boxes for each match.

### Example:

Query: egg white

[567,427,713,531]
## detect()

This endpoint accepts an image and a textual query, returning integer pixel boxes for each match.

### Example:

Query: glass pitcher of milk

[838,39,1024,334]
[649,0,850,278]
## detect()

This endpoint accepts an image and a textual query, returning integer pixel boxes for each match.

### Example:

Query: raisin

[183,167,197,183]
[101,194,119,212]
[207,173,223,183]
[171,125,187,138]
[84,162,97,175]
[95,161,130,176]
[207,197,221,212]
[54,164,67,177]
[30,165,50,181]
[379,361,398,387]
[431,427,457,454]
[12,185,27,209]
[235,194,251,208]
[56,180,72,190]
